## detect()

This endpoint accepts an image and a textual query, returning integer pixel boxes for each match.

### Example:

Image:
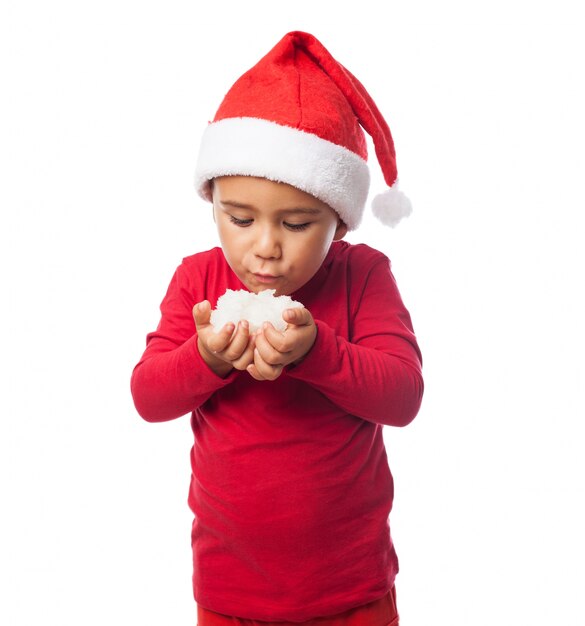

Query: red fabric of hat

[195,31,411,230]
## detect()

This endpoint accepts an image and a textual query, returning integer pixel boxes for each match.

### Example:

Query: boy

[131,31,423,626]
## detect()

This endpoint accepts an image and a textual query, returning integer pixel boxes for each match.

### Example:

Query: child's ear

[209,179,217,223]
[334,219,348,241]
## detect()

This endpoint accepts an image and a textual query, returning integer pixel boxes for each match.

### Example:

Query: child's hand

[193,301,255,377]
[247,307,317,381]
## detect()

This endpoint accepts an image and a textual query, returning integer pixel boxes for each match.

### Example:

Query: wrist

[290,325,318,367]
[198,337,233,378]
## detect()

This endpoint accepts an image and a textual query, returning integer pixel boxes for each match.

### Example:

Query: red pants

[197,587,399,626]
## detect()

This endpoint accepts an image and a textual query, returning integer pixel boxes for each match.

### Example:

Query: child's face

[212,176,347,295]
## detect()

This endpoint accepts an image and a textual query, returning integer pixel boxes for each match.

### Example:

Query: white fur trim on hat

[194,117,370,231]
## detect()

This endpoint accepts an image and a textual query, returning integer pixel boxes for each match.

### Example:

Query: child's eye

[284,222,310,232]
[229,215,253,227]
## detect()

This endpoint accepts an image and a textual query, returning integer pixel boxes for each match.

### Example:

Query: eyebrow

[220,200,322,215]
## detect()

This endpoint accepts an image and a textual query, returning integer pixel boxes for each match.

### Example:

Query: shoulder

[160,248,227,301]
[327,242,396,308]
[179,246,224,270]
[328,240,390,271]
[174,247,224,280]
[171,247,236,305]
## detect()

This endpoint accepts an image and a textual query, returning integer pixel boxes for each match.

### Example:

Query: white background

[1,1,583,624]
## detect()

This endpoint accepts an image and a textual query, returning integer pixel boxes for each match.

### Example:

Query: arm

[130,264,239,423]
[286,258,423,427]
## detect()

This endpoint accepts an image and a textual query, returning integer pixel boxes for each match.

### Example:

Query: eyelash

[228,216,310,231]
[286,222,310,231]
[229,216,253,227]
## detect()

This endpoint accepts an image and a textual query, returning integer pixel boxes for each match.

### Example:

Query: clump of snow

[211,289,304,333]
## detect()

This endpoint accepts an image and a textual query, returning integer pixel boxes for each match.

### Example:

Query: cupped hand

[193,301,255,377]
[247,307,317,381]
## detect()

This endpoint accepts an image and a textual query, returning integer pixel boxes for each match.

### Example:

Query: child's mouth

[253,273,281,284]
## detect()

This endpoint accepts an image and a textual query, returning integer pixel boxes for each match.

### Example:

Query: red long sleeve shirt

[131,241,423,621]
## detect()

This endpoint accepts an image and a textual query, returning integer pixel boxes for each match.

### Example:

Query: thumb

[283,306,312,327]
[193,300,211,329]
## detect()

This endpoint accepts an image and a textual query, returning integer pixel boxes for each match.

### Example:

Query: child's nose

[254,226,281,259]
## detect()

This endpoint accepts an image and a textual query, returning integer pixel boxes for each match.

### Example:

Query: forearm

[287,321,423,427]
[131,335,236,422]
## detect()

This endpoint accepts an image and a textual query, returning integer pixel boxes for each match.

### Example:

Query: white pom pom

[371,183,413,227]
[210,289,304,333]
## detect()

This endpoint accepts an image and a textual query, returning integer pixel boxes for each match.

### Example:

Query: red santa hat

[194,31,412,230]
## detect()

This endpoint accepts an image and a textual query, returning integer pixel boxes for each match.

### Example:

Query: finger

[252,348,283,381]
[246,363,265,381]
[193,301,211,329]
[255,328,286,366]
[261,322,291,353]
[223,321,252,362]
[206,322,235,353]
[232,333,256,370]
[283,306,312,327]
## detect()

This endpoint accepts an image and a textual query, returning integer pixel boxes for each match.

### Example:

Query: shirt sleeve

[286,257,423,427]
[130,262,238,422]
